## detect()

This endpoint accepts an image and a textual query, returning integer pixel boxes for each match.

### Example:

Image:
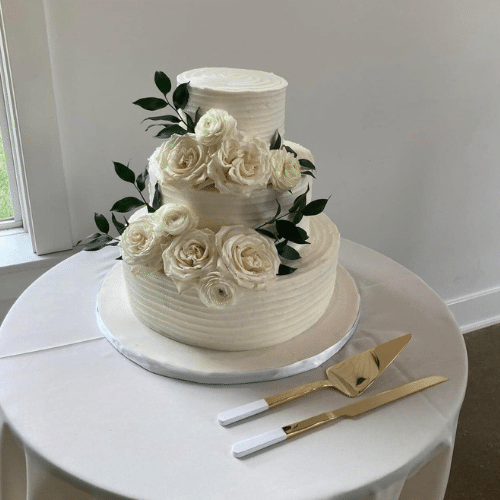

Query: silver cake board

[96,264,360,385]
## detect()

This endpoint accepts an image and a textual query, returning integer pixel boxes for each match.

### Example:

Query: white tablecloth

[0,240,467,500]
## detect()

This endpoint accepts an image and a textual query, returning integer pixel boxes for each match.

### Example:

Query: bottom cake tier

[123,214,340,351]
[97,263,359,383]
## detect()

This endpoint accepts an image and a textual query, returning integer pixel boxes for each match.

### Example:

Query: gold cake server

[218,333,412,426]
[232,375,448,457]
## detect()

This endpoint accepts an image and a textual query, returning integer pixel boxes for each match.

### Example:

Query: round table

[0,240,467,500]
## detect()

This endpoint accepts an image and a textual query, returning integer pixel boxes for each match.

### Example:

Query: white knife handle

[218,399,269,426]
[232,428,287,458]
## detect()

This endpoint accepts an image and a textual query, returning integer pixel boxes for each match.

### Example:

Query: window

[0,0,72,256]
[0,73,22,231]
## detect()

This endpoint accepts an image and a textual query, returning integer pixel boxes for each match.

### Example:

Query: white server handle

[232,428,287,458]
[218,399,269,426]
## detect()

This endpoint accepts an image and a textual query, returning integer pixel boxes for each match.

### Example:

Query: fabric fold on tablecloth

[0,337,104,361]
[0,247,117,358]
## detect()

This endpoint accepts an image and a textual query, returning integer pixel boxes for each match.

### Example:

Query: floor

[444,323,500,500]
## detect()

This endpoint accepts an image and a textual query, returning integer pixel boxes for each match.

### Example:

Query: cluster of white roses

[120,203,281,309]
[149,109,302,196]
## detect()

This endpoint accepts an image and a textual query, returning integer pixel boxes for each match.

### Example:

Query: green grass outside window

[0,131,14,220]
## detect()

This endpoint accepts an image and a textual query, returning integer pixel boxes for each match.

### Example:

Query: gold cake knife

[232,375,447,458]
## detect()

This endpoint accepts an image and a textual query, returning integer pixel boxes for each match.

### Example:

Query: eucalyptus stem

[135,184,152,211]
[164,97,188,127]
[255,212,290,231]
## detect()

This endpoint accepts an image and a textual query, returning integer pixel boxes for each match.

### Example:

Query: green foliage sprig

[259,130,326,275]
[134,71,201,139]
[80,70,193,252]
[255,185,330,275]
[77,163,161,253]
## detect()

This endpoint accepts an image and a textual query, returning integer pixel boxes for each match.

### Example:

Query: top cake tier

[177,68,288,143]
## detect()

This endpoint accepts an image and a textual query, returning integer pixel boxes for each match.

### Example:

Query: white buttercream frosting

[177,68,287,143]
[159,176,311,233]
[123,215,340,351]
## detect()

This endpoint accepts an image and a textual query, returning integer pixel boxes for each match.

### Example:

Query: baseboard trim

[446,287,500,334]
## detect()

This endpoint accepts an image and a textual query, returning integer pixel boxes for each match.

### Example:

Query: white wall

[35,0,500,331]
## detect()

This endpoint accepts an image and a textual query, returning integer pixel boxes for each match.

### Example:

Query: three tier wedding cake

[88,68,341,352]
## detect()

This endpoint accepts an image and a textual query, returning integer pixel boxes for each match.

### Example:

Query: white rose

[120,216,164,270]
[269,149,302,191]
[163,228,217,293]
[195,109,237,147]
[153,203,198,236]
[197,269,239,309]
[207,137,270,196]
[152,134,209,188]
[216,225,280,290]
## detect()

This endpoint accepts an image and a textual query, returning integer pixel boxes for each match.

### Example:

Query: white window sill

[0,229,78,275]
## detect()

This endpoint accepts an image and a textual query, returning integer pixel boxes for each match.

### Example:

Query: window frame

[0,0,72,256]
[0,49,24,231]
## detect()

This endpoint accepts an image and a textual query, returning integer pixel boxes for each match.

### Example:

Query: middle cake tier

[159,176,311,232]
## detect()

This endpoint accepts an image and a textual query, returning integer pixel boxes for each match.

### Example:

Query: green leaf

[141,114,181,123]
[155,124,187,139]
[278,244,301,260]
[302,170,316,178]
[110,197,145,213]
[76,232,101,246]
[296,226,310,243]
[185,113,195,133]
[270,130,282,150]
[94,213,109,233]
[289,185,310,213]
[302,198,329,216]
[112,213,127,235]
[173,82,190,109]
[278,264,297,275]
[116,255,123,261]
[133,97,167,111]
[194,107,202,126]
[275,220,309,244]
[299,158,316,170]
[255,228,277,240]
[145,123,166,132]
[275,240,287,252]
[283,145,297,157]
[289,195,304,214]
[292,211,303,224]
[154,71,172,95]
[152,183,162,211]
[113,161,135,184]
[136,167,149,192]
[84,234,113,251]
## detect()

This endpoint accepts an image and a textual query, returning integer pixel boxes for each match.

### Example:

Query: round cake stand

[96,264,360,384]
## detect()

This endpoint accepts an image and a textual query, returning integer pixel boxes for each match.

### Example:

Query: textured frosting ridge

[177,68,287,142]
[160,176,311,233]
[123,215,340,351]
